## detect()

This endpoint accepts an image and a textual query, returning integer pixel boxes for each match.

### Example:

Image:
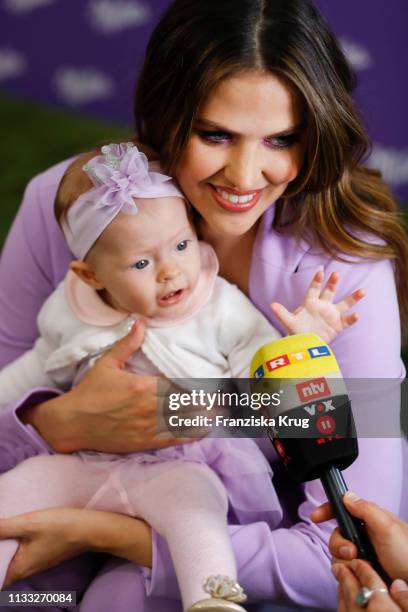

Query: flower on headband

[82,142,174,214]
[63,143,184,260]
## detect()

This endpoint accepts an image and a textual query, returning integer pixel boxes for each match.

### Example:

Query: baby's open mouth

[158,288,186,306]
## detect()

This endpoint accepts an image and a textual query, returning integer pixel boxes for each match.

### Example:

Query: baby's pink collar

[65,242,219,328]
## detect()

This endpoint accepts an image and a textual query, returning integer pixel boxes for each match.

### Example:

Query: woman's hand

[311,492,408,581]
[270,271,365,343]
[0,507,152,587]
[333,559,408,612]
[21,322,195,453]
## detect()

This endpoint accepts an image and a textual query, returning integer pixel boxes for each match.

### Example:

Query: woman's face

[176,70,305,238]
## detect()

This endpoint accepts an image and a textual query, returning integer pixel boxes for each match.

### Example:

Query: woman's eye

[177,240,188,251]
[133,259,149,269]
[197,130,232,144]
[265,133,300,149]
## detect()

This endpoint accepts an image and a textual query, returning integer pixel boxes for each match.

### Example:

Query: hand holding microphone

[312,493,408,583]
[249,271,391,584]
[250,332,390,584]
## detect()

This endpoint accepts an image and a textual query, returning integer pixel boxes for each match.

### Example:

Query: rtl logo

[266,345,331,372]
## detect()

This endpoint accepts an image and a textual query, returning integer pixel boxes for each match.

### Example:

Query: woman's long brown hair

[135,0,408,333]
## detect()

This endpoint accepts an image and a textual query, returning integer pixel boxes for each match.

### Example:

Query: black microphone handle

[320,465,391,586]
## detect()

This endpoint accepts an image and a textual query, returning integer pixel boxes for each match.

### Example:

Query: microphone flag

[250,334,358,482]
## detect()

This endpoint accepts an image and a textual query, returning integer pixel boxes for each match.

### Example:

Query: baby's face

[88,197,202,318]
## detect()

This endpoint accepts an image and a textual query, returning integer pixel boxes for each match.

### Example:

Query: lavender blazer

[0,158,404,611]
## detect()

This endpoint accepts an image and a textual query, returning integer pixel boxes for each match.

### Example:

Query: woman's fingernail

[393,579,408,592]
[332,564,341,578]
[344,491,360,502]
[339,546,354,559]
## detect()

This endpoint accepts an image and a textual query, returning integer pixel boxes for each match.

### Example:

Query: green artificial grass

[0,94,129,247]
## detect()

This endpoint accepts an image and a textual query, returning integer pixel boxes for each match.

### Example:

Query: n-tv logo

[296,378,330,402]
[266,345,331,372]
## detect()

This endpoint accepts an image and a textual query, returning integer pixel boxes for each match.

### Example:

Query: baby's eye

[133,259,149,269]
[177,240,188,251]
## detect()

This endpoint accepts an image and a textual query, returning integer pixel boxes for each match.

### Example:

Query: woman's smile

[208,184,263,213]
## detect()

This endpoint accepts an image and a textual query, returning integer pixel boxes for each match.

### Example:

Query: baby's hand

[270,271,365,343]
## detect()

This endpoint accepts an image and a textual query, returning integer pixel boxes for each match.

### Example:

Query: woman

[0,0,406,610]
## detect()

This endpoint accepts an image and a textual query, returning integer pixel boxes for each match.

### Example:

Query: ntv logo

[296,377,330,402]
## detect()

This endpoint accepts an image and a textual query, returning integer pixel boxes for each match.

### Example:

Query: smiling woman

[177,72,304,236]
[136,0,408,316]
[0,1,408,611]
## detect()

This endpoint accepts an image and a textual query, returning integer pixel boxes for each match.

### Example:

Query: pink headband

[61,142,185,260]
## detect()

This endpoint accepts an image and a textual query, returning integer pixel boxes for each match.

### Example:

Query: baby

[0,144,363,612]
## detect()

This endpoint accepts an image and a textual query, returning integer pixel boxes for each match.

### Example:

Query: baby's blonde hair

[54,151,98,226]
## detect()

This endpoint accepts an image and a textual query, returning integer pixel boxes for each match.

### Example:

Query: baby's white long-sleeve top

[0,269,281,405]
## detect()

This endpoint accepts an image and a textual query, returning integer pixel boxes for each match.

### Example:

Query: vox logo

[303,399,335,416]
[296,378,330,402]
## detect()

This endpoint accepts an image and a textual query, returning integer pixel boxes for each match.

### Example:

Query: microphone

[250,333,390,584]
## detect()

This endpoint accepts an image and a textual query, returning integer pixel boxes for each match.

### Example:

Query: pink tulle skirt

[78,437,282,527]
